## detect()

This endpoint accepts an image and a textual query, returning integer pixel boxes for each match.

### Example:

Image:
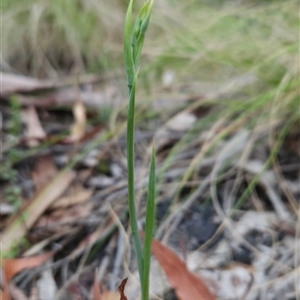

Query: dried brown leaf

[118,278,128,300]
[1,170,75,254]
[22,106,46,147]
[68,98,86,142]
[151,238,215,300]
[2,252,54,300]
[2,252,54,283]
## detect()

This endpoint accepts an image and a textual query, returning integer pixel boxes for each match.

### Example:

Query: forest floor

[1,0,299,299]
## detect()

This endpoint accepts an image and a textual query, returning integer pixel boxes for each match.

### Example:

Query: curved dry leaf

[2,252,54,283]
[22,106,46,147]
[2,252,54,300]
[68,98,86,142]
[2,170,75,253]
[118,278,128,300]
[151,239,215,300]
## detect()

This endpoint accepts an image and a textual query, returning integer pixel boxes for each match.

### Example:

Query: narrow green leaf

[127,69,144,281]
[142,145,156,300]
[124,1,155,299]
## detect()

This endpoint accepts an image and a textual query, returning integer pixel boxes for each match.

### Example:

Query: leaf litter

[1,72,299,299]
[1,251,54,300]
[22,106,46,147]
[1,2,299,299]
[1,169,75,254]
[151,238,215,300]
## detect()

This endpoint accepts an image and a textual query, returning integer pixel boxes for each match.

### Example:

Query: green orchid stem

[124,1,155,299]
[142,146,156,300]
[127,73,144,283]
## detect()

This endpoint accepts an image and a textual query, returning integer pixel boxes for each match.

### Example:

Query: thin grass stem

[126,73,144,281]
[142,146,156,300]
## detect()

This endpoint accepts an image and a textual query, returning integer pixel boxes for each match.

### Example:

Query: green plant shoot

[124,1,155,299]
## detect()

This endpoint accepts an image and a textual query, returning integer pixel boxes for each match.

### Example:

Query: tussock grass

[2,1,297,79]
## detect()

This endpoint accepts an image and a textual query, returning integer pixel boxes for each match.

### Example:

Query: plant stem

[127,75,144,282]
[124,1,155,299]
[142,146,156,300]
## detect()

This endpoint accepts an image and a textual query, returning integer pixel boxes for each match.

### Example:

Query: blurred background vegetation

[1,0,298,147]
[2,0,298,86]
[2,0,299,199]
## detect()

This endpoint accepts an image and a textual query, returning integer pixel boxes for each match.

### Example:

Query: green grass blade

[127,70,144,282]
[142,145,156,300]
